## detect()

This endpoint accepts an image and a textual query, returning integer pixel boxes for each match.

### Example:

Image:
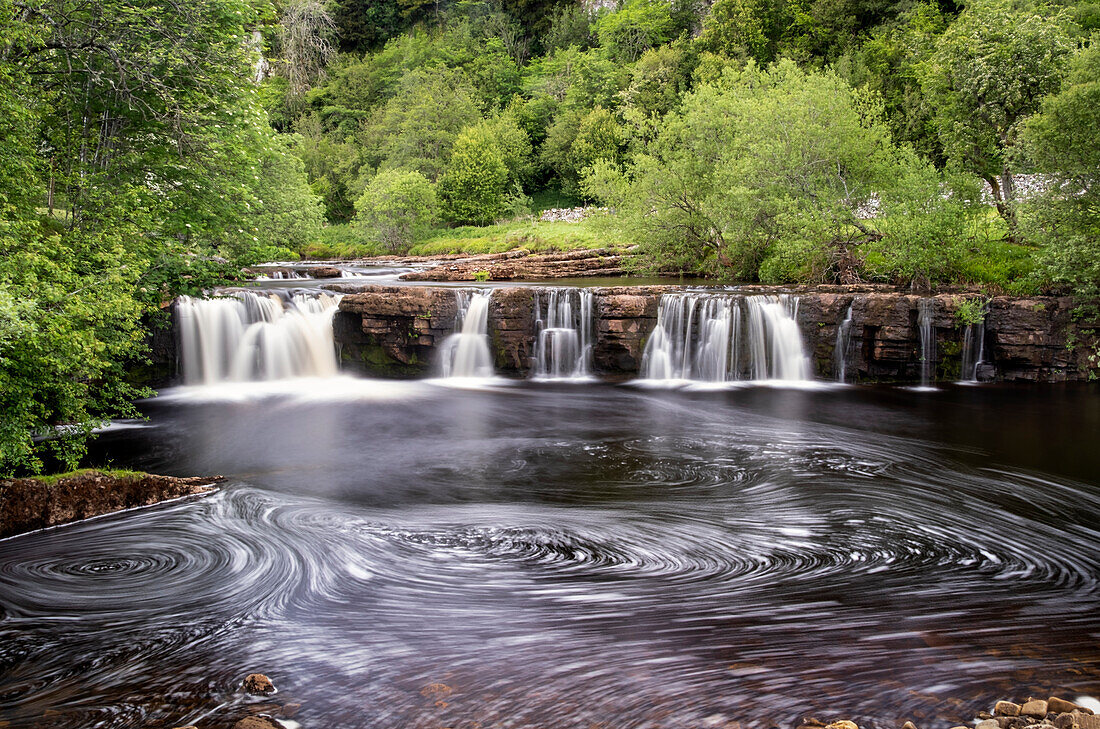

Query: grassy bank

[299,216,630,260]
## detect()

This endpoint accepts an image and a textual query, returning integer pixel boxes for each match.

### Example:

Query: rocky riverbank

[0,470,223,538]
[329,283,1099,383]
[393,246,632,281]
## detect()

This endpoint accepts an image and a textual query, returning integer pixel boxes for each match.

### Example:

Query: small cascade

[255,270,306,281]
[834,303,854,383]
[177,291,340,384]
[437,291,494,378]
[532,289,594,379]
[917,298,936,388]
[960,319,987,382]
[640,293,809,382]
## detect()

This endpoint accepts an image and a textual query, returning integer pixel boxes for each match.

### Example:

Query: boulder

[997,703,1023,717]
[1021,700,1050,718]
[243,673,276,695]
[1050,699,1085,715]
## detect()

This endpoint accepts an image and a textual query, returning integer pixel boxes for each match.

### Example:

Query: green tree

[1021,43,1100,295]
[596,0,677,62]
[438,125,510,224]
[921,0,1073,236]
[355,169,439,252]
[586,60,903,280]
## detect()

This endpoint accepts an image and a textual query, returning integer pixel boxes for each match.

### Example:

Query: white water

[177,291,340,385]
[917,299,936,388]
[438,291,495,378]
[835,303,854,383]
[532,289,594,379]
[254,270,306,281]
[960,318,987,383]
[640,293,810,382]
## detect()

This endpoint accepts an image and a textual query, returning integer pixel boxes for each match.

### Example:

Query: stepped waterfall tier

[640,293,811,382]
[917,298,937,388]
[437,291,495,378]
[835,303,855,383]
[176,291,340,384]
[532,288,594,379]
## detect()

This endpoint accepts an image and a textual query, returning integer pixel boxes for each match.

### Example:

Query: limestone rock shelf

[331,284,1099,383]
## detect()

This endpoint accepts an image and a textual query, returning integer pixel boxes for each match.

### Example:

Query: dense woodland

[1,0,1098,473]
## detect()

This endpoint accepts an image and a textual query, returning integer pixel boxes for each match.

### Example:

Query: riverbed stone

[1054,713,1080,729]
[977,719,1001,729]
[825,721,859,729]
[1076,712,1100,729]
[1050,699,1085,715]
[243,674,276,695]
[1022,700,1050,718]
[233,718,282,729]
[997,703,1023,717]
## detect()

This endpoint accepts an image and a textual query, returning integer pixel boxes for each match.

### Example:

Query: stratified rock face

[398,248,627,282]
[0,472,222,539]
[331,284,1099,383]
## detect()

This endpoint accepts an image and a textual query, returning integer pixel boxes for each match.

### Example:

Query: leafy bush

[355,169,439,253]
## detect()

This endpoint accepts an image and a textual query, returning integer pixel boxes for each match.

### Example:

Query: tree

[921,0,1073,237]
[1021,43,1100,296]
[438,125,510,224]
[279,0,337,99]
[596,0,677,62]
[585,60,904,280]
[355,169,439,252]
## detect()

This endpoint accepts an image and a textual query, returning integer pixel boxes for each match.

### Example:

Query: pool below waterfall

[2,379,1099,729]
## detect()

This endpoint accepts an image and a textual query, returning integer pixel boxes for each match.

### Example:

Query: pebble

[997,703,1023,717]
[233,718,281,729]
[1022,700,1051,718]
[1050,699,1084,714]
[901,722,918,729]
[825,721,859,729]
[1053,713,1079,729]
[977,720,1000,729]
[243,673,276,695]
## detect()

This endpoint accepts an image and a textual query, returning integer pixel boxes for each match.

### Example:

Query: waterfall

[960,319,987,382]
[255,270,305,281]
[532,288,594,379]
[437,291,495,378]
[177,291,340,384]
[835,303,854,383]
[917,298,936,388]
[640,293,809,382]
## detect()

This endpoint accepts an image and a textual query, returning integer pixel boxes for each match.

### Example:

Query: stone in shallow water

[1022,700,1050,718]
[825,721,859,729]
[233,718,282,729]
[997,702,1023,717]
[243,673,276,695]
[901,721,918,729]
[1053,712,1080,729]
[977,719,1000,729]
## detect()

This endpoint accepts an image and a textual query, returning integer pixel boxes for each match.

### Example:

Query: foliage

[1021,42,1100,296]
[920,0,1074,233]
[355,169,439,253]
[586,61,904,280]
[954,298,991,327]
[439,125,512,225]
[596,0,677,63]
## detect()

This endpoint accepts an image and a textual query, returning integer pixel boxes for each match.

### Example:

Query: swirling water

[2,382,1099,729]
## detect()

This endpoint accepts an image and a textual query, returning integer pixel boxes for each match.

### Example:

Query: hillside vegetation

[1,0,1098,472]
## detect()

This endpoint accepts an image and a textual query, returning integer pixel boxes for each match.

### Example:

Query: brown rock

[800,719,825,727]
[234,718,282,729]
[309,266,342,278]
[1053,713,1080,729]
[1022,700,1050,718]
[1050,699,1084,715]
[998,717,1028,729]
[243,673,276,695]
[998,703,1023,717]
[825,721,859,729]
[1077,713,1100,729]
[0,471,222,539]
[901,722,918,729]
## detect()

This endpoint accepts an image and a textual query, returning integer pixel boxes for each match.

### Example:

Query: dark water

[2,380,1100,728]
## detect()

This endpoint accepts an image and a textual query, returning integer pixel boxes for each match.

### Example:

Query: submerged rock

[998,703,1024,717]
[0,471,222,538]
[233,717,282,729]
[243,673,276,695]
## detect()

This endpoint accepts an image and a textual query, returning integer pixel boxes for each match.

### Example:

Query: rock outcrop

[398,247,630,282]
[0,471,223,539]
[332,284,1099,383]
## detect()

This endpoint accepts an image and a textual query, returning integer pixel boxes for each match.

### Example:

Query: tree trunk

[986,168,1019,243]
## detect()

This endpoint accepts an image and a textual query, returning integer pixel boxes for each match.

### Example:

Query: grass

[25,468,146,485]
[299,216,632,259]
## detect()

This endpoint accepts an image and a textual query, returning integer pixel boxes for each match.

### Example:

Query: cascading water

[640,293,809,382]
[960,316,987,383]
[834,303,854,383]
[532,288,594,379]
[176,291,340,384]
[254,270,305,280]
[917,298,936,388]
[437,291,494,378]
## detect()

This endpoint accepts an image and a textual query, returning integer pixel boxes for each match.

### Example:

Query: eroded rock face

[331,284,1098,383]
[398,248,628,282]
[0,472,222,539]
